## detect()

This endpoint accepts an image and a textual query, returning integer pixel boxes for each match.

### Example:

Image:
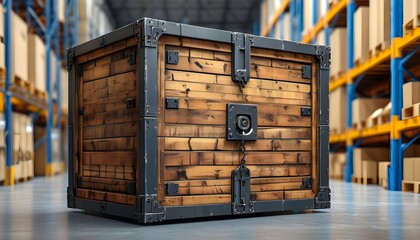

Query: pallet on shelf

[369,0,390,57]
[404,157,420,182]
[402,103,420,120]
[353,148,389,185]
[352,98,389,130]
[403,0,420,35]
[402,180,420,193]
[403,81,420,108]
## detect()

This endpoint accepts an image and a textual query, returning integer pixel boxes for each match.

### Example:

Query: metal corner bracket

[314,186,331,209]
[315,45,331,70]
[67,187,75,208]
[136,194,165,223]
[140,18,167,47]
[67,47,75,71]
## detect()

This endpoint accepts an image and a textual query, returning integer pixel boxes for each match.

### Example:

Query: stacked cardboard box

[353,148,389,184]
[330,86,347,133]
[369,0,390,56]
[329,152,346,179]
[28,33,46,92]
[11,11,28,82]
[330,28,347,78]
[378,161,390,189]
[34,127,62,176]
[0,5,4,72]
[61,67,69,113]
[302,0,314,37]
[352,98,389,129]
[354,7,369,65]
[403,0,420,35]
[402,82,420,119]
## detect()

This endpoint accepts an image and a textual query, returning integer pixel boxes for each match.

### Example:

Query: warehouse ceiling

[105,0,261,33]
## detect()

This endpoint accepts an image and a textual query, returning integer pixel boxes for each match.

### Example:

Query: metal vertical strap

[3,0,14,185]
[389,0,403,191]
[344,0,355,182]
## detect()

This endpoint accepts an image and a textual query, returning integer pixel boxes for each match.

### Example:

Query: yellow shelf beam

[330,132,347,144]
[301,0,348,43]
[261,0,290,37]
[396,116,420,133]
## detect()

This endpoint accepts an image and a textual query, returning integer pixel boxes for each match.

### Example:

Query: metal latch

[301,65,312,79]
[165,98,179,109]
[301,177,312,189]
[231,165,254,214]
[126,98,136,109]
[226,103,258,141]
[231,33,254,87]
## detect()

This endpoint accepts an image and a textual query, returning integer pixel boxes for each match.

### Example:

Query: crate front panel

[158,36,318,206]
[74,37,139,206]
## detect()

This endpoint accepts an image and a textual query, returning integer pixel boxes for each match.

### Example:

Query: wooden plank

[166,56,231,75]
[165,70,311,93]
[83,64,110,82]
[161,36,231,53]
[163,137,312,151]
[163,124,311,139]
[83,108,137,127]
[284,190,313,199]
[164,165,311,181]
[163,151,311,166]
[162,194,231,206]
[83,151,135,166]
[83,122,137,139]
[250,64,310,84]
[76,189,136,205]
[79,177,135,194]
[109,57,137,75]
[84,99,133,115]
[165,81,310,99]
[165,109,311,127]
[251,48,314,63]
[253,191,284,200]
[83,72,137,104]
[83,137,136,151]
[165,89,311,106]
[82,164,135,180]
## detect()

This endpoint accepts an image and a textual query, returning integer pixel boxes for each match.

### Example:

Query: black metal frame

[67,18,331,223]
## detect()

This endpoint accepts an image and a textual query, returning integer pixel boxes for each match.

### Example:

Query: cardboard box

[330,86,347,133]
[303,0,314,36]
[353,148,389,178]
[317,29,326,46]
[330,28,347,78]
[378,161,390,188]
[330,152,346,179]
[0,149,5,182]
[34,127,61,176]
[260,0,268,36]
[403,0,420,35]
[403,81,420,108]
[283,13,291,41]
[369,0,378,52]
[59,0,66,22]
[0,42,5,70]
[0,4,4,38]
[352,98,389,125]
[377,0,390,47]
[404,157,416,181]
[362,160,378,184]
[28,34,46,92]
[11,12,28,82]
[354,7,369,64]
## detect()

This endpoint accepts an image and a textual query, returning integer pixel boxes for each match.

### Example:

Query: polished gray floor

[1,175,420,240]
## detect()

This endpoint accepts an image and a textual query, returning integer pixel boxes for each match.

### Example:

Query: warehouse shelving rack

[262,0,420,191]
[1,0,78,185]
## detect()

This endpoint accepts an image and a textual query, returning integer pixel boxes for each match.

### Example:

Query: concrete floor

[1,175,420,240]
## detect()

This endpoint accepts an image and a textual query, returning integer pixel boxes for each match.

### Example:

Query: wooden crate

[68,18,330,223]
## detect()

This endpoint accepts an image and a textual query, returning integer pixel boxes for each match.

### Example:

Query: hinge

[165,98,179,109]
[78,107,84,116]
[76,177,82,187]
[67,48,74,71]
[166,51,179,64]
[301,107,311,116]
[301,177,312,189]
[141,18,166,47]
[136,194,165,223]
[126,98,136,109]
[77,65,83,77]
[165,183,179,196]
[128,49,136,65]
[301,65,312,79]
[315,186,331,209]
[127,182,136,195]
[231,33,254,86]
[316,45,331,70]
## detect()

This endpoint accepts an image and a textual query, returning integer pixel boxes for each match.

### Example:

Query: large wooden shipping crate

[67,18,330,223]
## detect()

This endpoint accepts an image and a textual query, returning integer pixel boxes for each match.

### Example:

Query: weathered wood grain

[79,177,135,194]
[76,189,136,205]
[83,137,136,151]
[83,122,137,140]
[83,151,135,166]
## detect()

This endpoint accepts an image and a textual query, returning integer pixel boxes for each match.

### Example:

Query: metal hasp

[301,65,312,79]
[231,165,254,214]
[231,33,254,87]
[226,103,258,141]
[166,51,179,64]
